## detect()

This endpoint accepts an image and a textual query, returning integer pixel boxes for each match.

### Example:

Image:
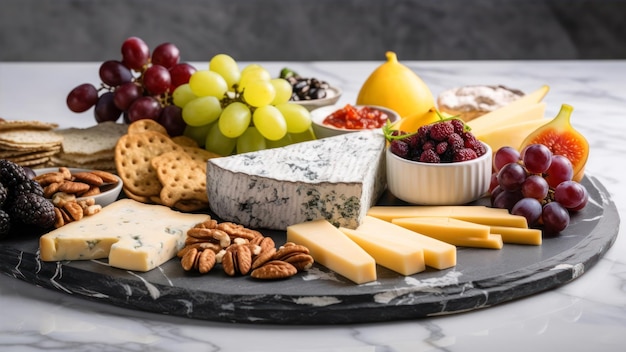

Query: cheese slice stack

[356,216,456,270]
[39,199,209,271]
[367,205,528,228]
[391,217,503,249]
[207,131,386,230]
[287,219,377,284]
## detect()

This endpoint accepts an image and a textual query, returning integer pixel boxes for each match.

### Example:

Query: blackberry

[0,159,28,187]
[11,178,44,199]
[390,140,410,158]
[435,141,448,155]
[12,193,56,229]
[450,119,466,134]
[0,182,7,208]
[447,133,464,151]
[453,148,478,162]
[429,121,454,141]
[420,149,440,163]
[0,210,10,239]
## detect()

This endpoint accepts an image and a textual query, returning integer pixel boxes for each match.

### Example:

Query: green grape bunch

[173,54,314,155]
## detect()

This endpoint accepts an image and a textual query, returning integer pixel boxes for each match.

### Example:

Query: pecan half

[251,260,298,280]
[222,244,252,276]
[186,227,231,248]
[273,243,314,271]
[72,172,104,186]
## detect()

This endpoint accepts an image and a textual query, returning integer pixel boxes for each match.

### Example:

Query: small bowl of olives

[280,68,342,111]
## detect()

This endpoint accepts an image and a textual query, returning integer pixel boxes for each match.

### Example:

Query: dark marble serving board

[0,176,619,325]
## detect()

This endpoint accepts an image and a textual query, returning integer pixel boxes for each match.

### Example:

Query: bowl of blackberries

[0,160,57,239]
[384,116,492,205]
[280,68,342,111]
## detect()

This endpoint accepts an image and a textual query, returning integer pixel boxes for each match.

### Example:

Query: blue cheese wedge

[207,130,387,230]
[39,199,209,271]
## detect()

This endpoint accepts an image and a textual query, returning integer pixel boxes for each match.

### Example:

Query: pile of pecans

[178,218,314,280]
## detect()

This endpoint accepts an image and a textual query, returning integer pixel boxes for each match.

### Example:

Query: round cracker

[127,119,169,136]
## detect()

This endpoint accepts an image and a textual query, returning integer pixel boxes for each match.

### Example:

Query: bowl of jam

[310,104,400,139]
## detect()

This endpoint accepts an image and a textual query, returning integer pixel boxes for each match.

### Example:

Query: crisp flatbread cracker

[57,122,128,155]
[0,120,58,131]
[0,129,64,145]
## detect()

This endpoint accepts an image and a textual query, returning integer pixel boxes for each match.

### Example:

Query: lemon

[357,51,434,118]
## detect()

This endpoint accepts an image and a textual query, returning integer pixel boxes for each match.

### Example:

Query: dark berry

[10,178,44,199]
[417,124,431,144]
[390,140,410,158]
[429,121,454,141]
[450,119,465,134]
[0,183,7,208]
[422,140,435,151]
[436,141,448,155]
[462,131,481,150]
[453,148,478,162]
[0,159,27,187]
[447,133,464,151]
[0,210,10,239]
[12,193,55,229]
[420,149,440,163]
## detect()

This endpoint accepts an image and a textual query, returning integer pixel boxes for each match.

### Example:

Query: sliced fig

[519,104,589,182]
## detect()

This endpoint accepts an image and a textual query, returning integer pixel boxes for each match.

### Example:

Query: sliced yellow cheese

[339,227,426,276]
[474,114,549,153]
[39,199,210,272]
[286,219,377,284]
[489,226,542,246]
[391,217,503,249]
[367,205,528,228]
[356,216,456,270]
[466,85,549,132]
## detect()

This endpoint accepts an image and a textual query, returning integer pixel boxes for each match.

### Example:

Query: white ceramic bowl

[34,167,123,207]
[386,143,492,205]
[310,104,400,139]
[292,86,342,111]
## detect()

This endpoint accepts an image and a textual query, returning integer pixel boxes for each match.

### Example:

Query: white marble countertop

[0,60,624,351]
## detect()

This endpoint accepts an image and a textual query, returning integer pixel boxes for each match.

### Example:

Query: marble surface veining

[0,60,625,350]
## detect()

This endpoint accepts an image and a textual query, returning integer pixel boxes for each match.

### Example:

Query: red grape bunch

[66,36,196,136]
[490,144,589,234]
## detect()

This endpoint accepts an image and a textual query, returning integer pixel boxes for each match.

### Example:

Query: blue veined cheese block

[206,131,387,230]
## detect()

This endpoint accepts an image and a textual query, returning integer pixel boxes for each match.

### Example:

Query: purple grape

[94,92,122,123]
[67,83,99,112]
[121,36,150,71]
[151,42,180,69]
[542,202,570,234]
[169,63,196,90]
[493,189,523,211]
[143,65,172,95]
[545,155,574,188]
[554,180,588,209]
[99,60,133,87]
[158,105,186,136]
[497,162,527,192]
[521,144,552,174]
[493,146,520,172]
[113,82,143,111]
[127,96,161,122]
[521,174,549,200]
[511,197,542,227]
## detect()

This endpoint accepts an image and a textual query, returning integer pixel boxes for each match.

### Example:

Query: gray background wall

[1,0,625,62]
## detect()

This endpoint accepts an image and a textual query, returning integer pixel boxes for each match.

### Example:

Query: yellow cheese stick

[339,227,426,276]
[367,205,528,228]
[489,226,542,245]
[356,216,456,270]
[391,217,503,249]
[287,219,377,284]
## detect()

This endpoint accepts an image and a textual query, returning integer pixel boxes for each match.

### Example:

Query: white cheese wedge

[391,217,504,249]
[367,205,528,228]
[287,219,377,284]
[489,226,542,245]
[339,227,426,276]
[356,216,456,270]
[39,199,210,272]
[207,131,386,230]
